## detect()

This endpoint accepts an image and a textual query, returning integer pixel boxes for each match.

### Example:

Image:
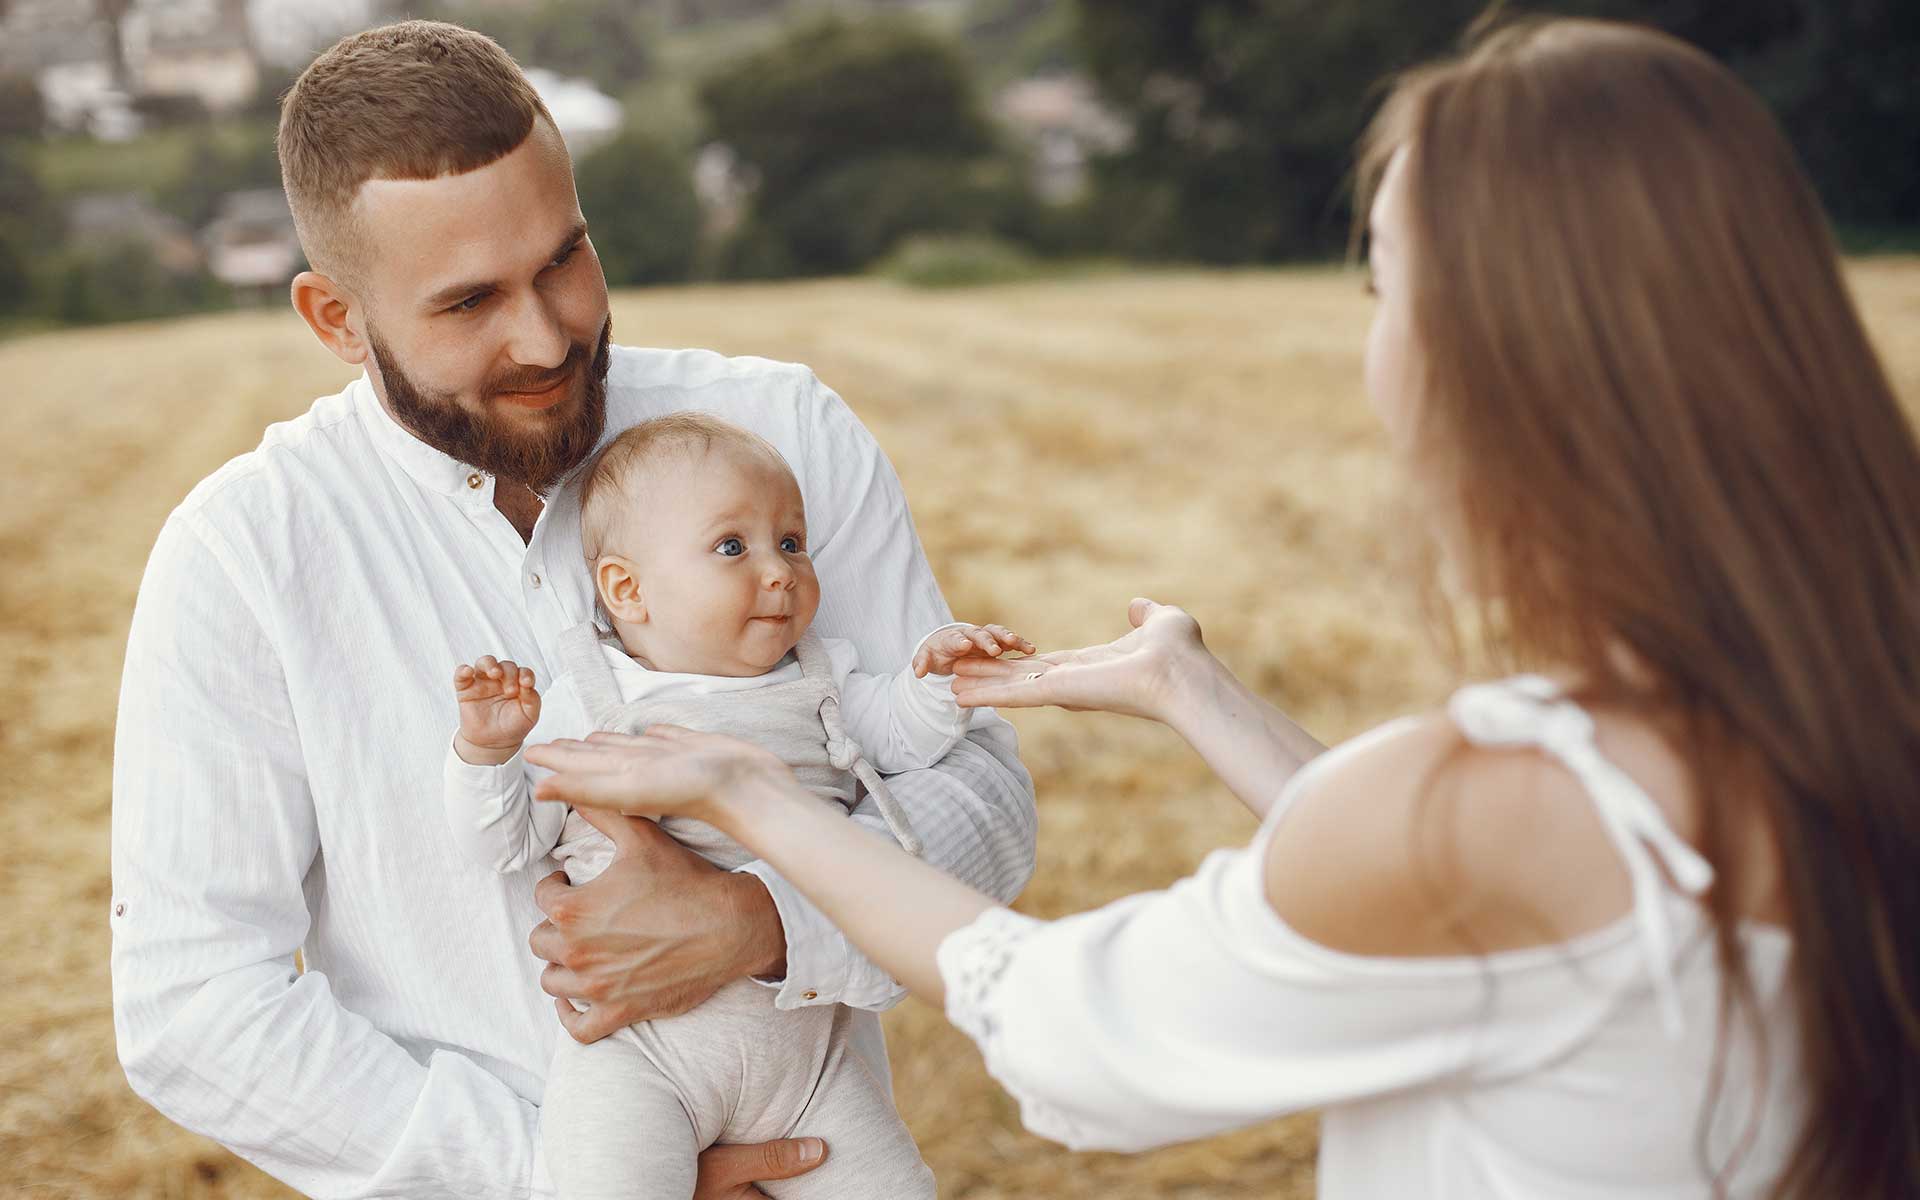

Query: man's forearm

[730,869,788,980]
[115,952,545,1199]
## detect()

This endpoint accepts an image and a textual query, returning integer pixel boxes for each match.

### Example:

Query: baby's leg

[758,1013,936,1200]
[544,1030,702,1200]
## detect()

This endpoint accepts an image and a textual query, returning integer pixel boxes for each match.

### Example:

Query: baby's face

[619,449,820,677]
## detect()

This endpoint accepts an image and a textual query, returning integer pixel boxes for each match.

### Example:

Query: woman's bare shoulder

[1262,708,1640,959]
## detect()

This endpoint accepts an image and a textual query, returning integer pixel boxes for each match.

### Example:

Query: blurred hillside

[2,0,1916,332]
[5,259,1919,1197]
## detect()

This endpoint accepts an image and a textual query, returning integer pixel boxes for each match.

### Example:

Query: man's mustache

[490,344,590,395]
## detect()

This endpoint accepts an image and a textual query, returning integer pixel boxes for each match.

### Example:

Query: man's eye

[715,537,745,557]
[549,244,579,270]
[452,293,487,313]
[780,536,802,553]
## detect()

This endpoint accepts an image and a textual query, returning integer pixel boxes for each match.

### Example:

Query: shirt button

[466,473,484,489]
[529,573,543,589]
[113,902,126,917]
[803,990,818,1001]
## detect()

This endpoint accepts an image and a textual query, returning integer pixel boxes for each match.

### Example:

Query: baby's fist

[453,655,541,764]
[914,624,1036,678]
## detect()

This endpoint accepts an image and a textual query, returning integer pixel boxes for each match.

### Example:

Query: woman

[528,18,1920,1198]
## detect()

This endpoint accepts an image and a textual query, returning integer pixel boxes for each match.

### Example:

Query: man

[109,21,1035,1198]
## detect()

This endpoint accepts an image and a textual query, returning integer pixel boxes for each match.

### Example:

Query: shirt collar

[350,371,484,497]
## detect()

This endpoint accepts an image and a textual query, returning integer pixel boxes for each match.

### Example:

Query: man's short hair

[580,413,796,562]
[276,20,555,282]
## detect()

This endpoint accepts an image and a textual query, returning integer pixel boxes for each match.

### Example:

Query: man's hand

[452,654,541,766]
[695,1137,827,1198]
[528,809,787,1042]
[912,623,1036,678]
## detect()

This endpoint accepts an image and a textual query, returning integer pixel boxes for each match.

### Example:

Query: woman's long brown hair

[1355,17,1920,1198]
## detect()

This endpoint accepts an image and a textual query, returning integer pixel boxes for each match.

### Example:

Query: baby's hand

[453,655,542,765]
[913,624,1036,678]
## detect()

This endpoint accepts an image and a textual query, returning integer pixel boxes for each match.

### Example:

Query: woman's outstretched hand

[950,597,1207,723]
[525,726,793,826]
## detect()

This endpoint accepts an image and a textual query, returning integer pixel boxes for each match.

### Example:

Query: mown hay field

[5,262,1917,1198]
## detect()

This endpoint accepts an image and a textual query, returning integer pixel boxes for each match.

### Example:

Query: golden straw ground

[5,261,1915,1197]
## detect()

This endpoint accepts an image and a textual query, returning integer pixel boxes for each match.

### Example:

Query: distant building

[994,73,1131,204]
[134,28,261,115]
[202,188,302,301]
[4,0,260,129]
[36,60,143,140]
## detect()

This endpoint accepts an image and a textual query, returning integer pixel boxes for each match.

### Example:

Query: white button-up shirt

[110,346,1038,1198]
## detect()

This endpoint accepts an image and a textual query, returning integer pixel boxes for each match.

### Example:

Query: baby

[442,412,1031,1200]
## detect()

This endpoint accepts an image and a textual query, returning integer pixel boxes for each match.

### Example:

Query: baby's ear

[594,555,646,623]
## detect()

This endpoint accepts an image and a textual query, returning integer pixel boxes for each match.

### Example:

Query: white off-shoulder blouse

[937,676,1804,1197]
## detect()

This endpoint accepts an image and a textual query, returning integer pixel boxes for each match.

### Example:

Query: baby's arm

[442,656,570,874]
[835,623,1035,774]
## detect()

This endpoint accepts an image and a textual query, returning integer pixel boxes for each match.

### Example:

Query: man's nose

[504,288,570,370]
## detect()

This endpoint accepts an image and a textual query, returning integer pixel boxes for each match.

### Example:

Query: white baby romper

[539,622,937,1200]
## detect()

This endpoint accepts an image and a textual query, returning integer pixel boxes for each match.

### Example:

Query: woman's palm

[951,598,1203,721]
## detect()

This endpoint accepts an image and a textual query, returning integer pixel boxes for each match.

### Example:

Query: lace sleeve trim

[938,905,1044,1051]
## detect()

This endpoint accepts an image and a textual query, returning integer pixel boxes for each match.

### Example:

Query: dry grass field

[4,262,1917,1198]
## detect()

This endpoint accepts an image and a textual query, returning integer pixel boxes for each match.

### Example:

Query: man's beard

[369,316,612,493]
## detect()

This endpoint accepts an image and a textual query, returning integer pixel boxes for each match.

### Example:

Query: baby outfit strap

[790,630,835,680]
[1447,675,1715,1037]
[558,619,625,730]
[794,631,924,857]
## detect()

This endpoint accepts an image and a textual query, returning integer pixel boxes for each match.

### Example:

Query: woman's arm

[522,718,1592,1156]
[1161,651,1328,818]
[953,599,1327,818]
[527,728,989,1002]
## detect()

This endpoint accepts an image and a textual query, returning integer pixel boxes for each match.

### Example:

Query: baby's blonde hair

[578,412,794,562]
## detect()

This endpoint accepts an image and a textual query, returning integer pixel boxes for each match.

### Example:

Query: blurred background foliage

[0,0,1914,332]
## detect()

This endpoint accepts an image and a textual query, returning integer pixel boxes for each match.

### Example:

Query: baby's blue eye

[716,537,745,557]
[780,536,802,553]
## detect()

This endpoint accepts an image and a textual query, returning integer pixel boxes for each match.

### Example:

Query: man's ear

[595,556,646,624]
[290,270,369,366]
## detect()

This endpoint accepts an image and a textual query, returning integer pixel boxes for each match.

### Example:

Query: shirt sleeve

[734,370,1038,1012]
[826,629,972,774]
[934,831,1609,1154]
[440,677,581,875]
[111,512,552,1199]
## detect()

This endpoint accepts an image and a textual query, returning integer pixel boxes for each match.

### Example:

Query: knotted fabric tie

[1448,675,1714,1037]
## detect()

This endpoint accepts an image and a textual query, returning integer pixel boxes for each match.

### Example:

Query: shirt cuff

[731,859,852,1008]
[443,734,526,783]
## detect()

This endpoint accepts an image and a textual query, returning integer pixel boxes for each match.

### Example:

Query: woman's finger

[582,730,652,746]
[951,653,1056,678]
[641,724,699,740]
[952,679,1040,709]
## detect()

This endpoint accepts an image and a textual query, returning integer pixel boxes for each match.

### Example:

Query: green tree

[414,0,658,93]
[573,127,701,286]
[0,141,51,315]
[0,75,45,141]
[1071,0,1920,261]
[701,15,994,198]
[700,15,1035,276]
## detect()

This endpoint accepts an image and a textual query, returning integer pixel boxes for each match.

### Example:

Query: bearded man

[108,21,1035,1198]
